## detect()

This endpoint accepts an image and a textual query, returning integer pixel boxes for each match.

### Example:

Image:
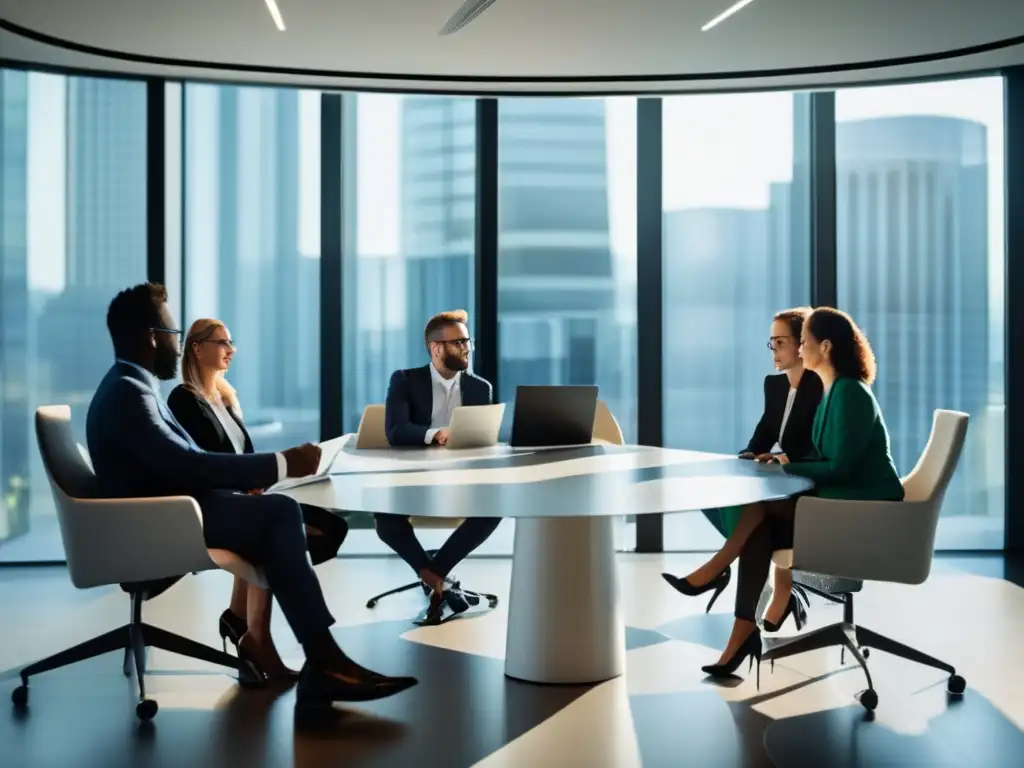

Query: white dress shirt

[115,359,287,481]
[770,387,799,454]
[424,364,463,445]
[209,398,248,455]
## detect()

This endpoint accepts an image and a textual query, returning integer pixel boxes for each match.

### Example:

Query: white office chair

[12,406,267,721]
[357,404,499,612]
[593,399,625,445]
[763,409,970,712]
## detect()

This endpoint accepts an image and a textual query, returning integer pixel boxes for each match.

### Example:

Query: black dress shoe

[444,585,471,615]
[761,594,808,633]
[661,566,732,612]
[701,629,763,690]
[219,609,247,652]
[415,591,447,626]
[295,663,417,707]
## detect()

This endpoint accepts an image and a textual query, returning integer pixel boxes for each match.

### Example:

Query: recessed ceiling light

[701,0,758,32]
[264,0,286,32]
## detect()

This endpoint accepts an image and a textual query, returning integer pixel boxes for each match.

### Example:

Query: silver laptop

[445,404,506,449]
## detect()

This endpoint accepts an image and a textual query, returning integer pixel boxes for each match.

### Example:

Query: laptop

[268,437,346,492]
[508,385,598,448]
[445,404,506,449]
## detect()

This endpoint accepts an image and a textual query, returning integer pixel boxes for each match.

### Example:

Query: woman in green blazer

[668,307,903,681]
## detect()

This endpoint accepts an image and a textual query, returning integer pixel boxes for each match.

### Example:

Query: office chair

[12,406,267,721]
[763,409,970,712]
[356,405,499,612]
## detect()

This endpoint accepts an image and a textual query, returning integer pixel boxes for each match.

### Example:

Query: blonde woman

[167,319,348,680]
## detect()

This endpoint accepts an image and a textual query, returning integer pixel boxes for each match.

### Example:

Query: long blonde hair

[181,318,241,413]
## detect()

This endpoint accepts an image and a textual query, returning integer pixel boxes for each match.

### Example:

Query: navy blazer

[742,370,823,459]
[384,364,493,447]
[85,363,278,499]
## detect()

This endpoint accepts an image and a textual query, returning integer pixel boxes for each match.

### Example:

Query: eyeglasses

[767,335,795,351]
[433,337,474,351]
[200,338,235,350]
[152,327,183,344]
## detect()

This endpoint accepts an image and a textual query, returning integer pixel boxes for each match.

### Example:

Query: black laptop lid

[509,385,598,447]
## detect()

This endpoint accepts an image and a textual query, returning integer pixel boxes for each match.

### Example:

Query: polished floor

[1,553,1022,767]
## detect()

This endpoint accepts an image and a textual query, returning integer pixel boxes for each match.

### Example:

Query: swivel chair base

[11,589,256,721]
[763,588,965,712]
[366,550,499,610]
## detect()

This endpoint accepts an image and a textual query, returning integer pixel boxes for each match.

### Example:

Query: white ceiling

[1,0,1023,94]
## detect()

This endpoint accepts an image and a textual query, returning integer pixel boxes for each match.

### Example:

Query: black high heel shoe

[701,629,762,689]
[219,609,246,652]
[761,594,808,633]
[661,566,732,612]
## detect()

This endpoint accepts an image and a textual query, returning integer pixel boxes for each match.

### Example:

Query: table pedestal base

[504,517,625,684]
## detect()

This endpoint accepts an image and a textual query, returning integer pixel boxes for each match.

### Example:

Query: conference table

[280,437,813,685]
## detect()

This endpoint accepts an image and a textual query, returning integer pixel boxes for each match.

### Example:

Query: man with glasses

[377,309,501,624]
[87,283,417,708]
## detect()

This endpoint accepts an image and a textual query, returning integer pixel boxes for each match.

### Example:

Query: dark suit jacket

[85,362,278,499]
[384,364,493,447]
[167,384,255,456]
[742,371,823,459]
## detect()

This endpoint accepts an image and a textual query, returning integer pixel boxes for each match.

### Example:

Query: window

[498,97,637,551]
[835,77,1005,550]
[341,94,477,552]
[183,84,321,453]
[661,93,812,551]
[0,72,147,562]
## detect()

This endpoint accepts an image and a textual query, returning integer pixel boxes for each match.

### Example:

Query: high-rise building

[0,71,31,542]
[65,79,147,291]
[661,207,779,451]
[36,79,147,426]
[186,86,318,450]
[837,115,990,519]
[343,97,628,437]
[496,99,620,418]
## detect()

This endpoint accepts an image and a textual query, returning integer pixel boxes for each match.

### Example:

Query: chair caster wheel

[366,599,378,609]
[948,674,966,696]
[136,699,158,721]
[11,685,28,708]
[856,689,878,711]
[862,648,870,659]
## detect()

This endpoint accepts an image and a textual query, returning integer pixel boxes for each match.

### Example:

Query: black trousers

[198,490,335,645]
[373,514,501,579]
[734,498,798,622]
[301,504,348,566]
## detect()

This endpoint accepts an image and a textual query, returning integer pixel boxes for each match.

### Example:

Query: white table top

[276,435,814,519]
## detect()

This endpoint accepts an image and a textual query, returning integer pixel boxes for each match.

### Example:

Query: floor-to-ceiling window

[339,93,478,552]
[0,71,147,562]
[835,77,1006,550]
[660,92,813,551]
[182,84,321,453]
[497,96,638,550]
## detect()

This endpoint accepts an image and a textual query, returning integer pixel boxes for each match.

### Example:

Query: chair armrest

[60,496,217,589]
[791,497,936,585]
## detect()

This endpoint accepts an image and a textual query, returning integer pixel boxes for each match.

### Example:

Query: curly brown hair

[773,306,812,340]
[806,307,877,385]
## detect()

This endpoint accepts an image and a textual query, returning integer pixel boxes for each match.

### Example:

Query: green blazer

[783,377,905,501]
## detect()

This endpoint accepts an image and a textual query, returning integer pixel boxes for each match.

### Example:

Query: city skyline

[23,77,1004,292]
[1,73,1008,558]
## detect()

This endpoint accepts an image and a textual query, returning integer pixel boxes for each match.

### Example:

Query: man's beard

[444,353,468,372]
[154,351,179,381]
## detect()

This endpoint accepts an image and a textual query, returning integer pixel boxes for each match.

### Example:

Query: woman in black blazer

[663,308,822,629]
[168,318,348,680]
